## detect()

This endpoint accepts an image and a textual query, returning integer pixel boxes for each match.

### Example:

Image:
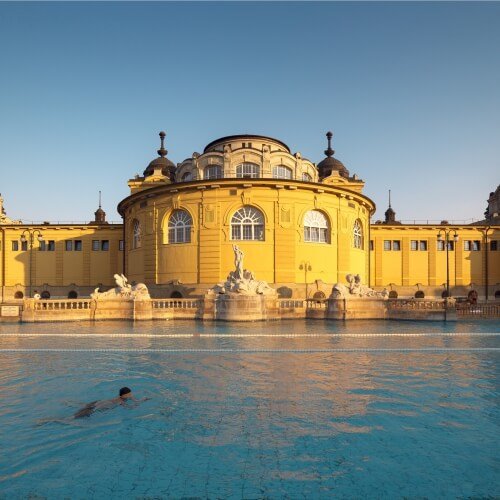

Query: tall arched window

[181,171,193,182]
[236,163,260,179]
[353,219,363,249]
[273,165,293,179]
[205,165,223,179]
[304,210,329,243]
[231,206,264,240]
[302,172,312,182]
[132,219,141,249]
[168,210,193,244]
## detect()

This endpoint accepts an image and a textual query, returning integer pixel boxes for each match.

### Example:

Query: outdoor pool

[0,319,499,498]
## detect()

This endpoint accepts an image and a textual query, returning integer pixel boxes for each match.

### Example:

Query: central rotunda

[118,132,375,298]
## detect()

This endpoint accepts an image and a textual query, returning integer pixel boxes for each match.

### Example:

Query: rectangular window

[392,240,401,251]
[384,240,391,251]
[12,240,19,251]
[411,240,418,251]
[47,240,55,251]
[39,241,46,251]
[119,240,124,251]
[74,240,82,251]
[92,240,100,251]
[491,240,498,251]
[419,240,428,251]
[472,240,481,251]
[21,241,28,251]
[464,240,471,251]
[369,240,374,251]
[65,240,73,251]
[447,241,454,251]
[437,240,445,251]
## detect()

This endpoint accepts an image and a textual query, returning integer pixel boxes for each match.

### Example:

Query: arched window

[41,291,51,299]
[132,219,141,249]
[302,172,312,182]
[170,291,183,298]
[304,210,329,243]
[231,206,265,241]
[168,210,193,244]
[14,291,24,299]
[236,163,260,179]
[353,220,363,249]
[415,291,425,299]
[273,165,293,179]
[181,171,193,182]
[388,290,398,299]
[68,290,78,299]
[205,165,223,179]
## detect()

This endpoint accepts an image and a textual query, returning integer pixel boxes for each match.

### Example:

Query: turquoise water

[0,320,499,499]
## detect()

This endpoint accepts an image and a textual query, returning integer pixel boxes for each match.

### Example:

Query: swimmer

[73,387,148,418]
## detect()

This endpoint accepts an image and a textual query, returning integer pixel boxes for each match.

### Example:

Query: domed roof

[143,131,176,179]
[317,132,349,179]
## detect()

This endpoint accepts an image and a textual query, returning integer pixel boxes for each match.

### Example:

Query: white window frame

[302,172,312,182]
[231,206,265,241]
[236,163,260,179]
[353,220,363,249]
[272,165,293,180]
[303,210,329,243]
[168,210,193,244]
[205,165,223,180]
[132,220,142,249]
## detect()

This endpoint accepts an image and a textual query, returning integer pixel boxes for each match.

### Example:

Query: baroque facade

[0,132,499,301]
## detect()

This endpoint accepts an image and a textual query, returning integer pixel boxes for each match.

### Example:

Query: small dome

[317,131,349,179]
[143,131,176,180]
[317,156,349,179]
[143,156,176,178]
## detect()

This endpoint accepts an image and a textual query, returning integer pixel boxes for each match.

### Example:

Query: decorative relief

[172,195,181,210]
[241,191,252,205]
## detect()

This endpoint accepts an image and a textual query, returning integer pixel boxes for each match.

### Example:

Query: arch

[353,219,364,249]
[388,290,398,299]
[168,210,193,244]
[132,219,141,249]
[236,162,260,179]
[41,291,51,299]
[313,291,326,301]
[303,210,330,243]
[181,171,193,182]
[170,291,183,298]
[204,165,223,180]
[272,165,293,180]
[302,172,312,182]
[494,290,500,299]
[14,291,24,299]
[415,290,425,299]
[231,206,265,241]
[68,290,78,299]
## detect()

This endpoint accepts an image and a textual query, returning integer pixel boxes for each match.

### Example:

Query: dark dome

[143,131,176,180]
[317,156,349,179]
[143,156,176,178]
[317,131,349,180]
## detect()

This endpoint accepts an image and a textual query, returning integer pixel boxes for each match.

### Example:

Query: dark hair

[119,387,132,397]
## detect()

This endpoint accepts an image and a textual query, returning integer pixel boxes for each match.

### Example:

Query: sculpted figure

[233,244,244,280]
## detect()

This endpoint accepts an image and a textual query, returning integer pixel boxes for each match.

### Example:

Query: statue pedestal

[212,293,278,321]
[327,297,388,320]
[93,299,153,321]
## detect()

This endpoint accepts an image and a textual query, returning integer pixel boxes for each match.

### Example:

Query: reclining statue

[91,274,150,300]
[331,274,388,299]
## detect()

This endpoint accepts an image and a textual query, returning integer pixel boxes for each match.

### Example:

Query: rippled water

[0,320,499,498]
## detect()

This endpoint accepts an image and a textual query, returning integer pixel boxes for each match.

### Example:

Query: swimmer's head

[119,387,132,399]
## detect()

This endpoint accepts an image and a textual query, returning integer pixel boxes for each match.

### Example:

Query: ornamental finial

[157,131,168,158]
[324,131,334,157]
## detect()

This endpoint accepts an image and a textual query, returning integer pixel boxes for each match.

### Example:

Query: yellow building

[0,132,499,302]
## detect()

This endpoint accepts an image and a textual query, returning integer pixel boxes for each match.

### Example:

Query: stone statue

[331,274,388,299]
[0,193,22,225]
[91,274,150,300]
[233,244,244,279]
[212,246,276,296]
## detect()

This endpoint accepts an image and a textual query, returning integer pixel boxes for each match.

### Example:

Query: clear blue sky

[1,2,499,223]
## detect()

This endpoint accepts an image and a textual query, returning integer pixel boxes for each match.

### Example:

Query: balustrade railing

[151,299,201,309]
[33,299,93,311]
[456,304,500,317]
[387,299,445,310]
[278,299,305,309]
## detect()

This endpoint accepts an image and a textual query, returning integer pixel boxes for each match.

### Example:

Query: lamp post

[20,229,44,298]
[437,228,458,298]
[299,261,312,299]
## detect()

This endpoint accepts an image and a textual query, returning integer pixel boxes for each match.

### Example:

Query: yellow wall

[0,225,123,299]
